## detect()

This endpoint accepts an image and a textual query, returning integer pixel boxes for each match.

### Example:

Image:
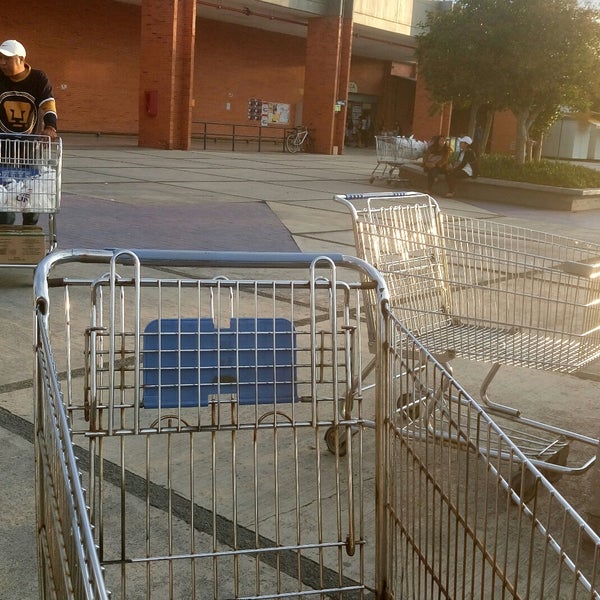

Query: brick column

[411,74,451,141]
[139,0,196,149]
[303,16,343,154]
[334,15,353,154]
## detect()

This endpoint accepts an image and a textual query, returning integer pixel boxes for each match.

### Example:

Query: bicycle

[285,125,312,153]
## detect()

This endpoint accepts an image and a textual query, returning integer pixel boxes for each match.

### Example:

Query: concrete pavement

[1,135,600,598]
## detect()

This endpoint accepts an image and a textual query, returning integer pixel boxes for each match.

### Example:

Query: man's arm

[40,98,57,139]
[37,69,58,139]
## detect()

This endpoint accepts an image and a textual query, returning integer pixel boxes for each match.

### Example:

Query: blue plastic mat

[0,167,41,181]
[143,318,297,408]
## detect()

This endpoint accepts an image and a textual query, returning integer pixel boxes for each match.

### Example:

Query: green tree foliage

[416,0,600,163]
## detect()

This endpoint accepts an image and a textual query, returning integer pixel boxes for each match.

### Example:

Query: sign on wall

[261,102,290,125]
[248,98,262,120]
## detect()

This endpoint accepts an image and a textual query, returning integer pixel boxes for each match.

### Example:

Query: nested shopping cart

[33,248,600,599]
[34,249,386,599]
[0,132,62,267]
[370,135,427,186]
[336,191,600,489]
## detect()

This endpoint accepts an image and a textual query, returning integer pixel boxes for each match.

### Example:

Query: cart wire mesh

[369,136,427,185]
[0,132,63,262]
[0,133,62,215]
[34,249,600,599]
[335,191,599,478]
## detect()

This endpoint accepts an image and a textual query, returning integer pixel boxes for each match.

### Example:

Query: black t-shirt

[0,66,57,134]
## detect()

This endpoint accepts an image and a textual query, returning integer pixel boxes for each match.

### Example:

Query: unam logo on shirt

[0,91,36,134]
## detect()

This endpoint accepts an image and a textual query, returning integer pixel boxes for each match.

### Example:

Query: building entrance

[346,95,378,148]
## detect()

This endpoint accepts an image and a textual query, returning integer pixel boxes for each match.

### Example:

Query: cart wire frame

[369,136,427,186]
[0,132,62,266]
[34,249,600,599]
[335,191,600,479]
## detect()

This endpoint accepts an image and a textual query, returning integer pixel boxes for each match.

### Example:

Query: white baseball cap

[0,40,27,58]
[459,136,473,145]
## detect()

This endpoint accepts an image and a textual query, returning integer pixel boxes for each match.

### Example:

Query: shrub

[479,155,600,189]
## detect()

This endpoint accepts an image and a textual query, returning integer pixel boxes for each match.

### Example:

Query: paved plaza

[1,135,599,598]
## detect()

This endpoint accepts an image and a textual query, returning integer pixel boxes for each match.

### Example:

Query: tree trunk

[526,139,533,162]
[533,131,544,161]
[468,103,479,138]
[514,111,529,165]
[481,109,494,156]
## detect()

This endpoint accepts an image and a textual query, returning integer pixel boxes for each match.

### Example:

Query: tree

[416,0,600,163]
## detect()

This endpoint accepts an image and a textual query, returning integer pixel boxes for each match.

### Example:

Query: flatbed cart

[369,135,427,185]
[335,191,600,495]
[0,133,62,268]
[33,249,600,599]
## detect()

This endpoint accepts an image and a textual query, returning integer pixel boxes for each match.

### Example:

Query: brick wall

[3,0,309,135]
[3,0,140,133]
[192,20,306,129]
[348,57,387,97]
[489,110,518,155]
[411,76,449,142]
[139,0,197,149]
[303,16,344,153]
[3,0,519,153]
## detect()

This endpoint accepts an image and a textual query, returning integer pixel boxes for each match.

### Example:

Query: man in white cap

[444,136,477,198]
[0,39,58,225]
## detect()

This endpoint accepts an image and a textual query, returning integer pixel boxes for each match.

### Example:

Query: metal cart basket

[336,191,600,485]
[33,249,600,598]
[370,136,427,186]
[0,132,62,266]
[380,309,600,599]
[34,249,386,599]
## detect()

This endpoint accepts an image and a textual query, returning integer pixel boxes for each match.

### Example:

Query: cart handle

[34,248,389,315]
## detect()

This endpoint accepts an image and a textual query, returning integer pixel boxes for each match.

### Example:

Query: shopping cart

[336,191,600,491]
[369,135,427,186]
[0,132,62,267]
[33,248,386,599]
[379,309,600,599]
[33,248,600,598]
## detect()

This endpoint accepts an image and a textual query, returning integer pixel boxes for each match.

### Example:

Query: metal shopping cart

[33,248,386,599]
[0,133,62,267]
[33,248,600,598]
[380,310,600,599]
[370,135,427,186]
[336,191,600,492]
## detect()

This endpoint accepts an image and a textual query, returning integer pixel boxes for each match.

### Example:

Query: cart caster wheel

[369,177,375,184]
[325,426,348,457]
[541,443,570,484]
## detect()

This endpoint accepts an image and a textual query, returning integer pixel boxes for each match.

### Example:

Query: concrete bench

[398,162,600,212]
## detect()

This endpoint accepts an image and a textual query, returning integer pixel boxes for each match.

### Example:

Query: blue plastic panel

[142,318,297,408]
[0,167,42,181]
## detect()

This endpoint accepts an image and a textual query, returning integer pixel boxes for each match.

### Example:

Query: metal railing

[192,121,294,152]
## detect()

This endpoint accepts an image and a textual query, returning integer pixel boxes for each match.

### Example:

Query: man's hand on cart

[42,125,58,140]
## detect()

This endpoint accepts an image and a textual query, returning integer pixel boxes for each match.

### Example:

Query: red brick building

[4,0,516,153]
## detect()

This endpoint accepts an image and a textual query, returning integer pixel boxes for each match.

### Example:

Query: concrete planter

[399,164,600,212]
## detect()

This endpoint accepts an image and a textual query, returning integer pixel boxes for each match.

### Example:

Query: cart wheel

[325,425,348,457]
[369,176,375,184]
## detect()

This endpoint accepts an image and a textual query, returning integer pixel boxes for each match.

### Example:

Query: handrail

[192,121,295,152]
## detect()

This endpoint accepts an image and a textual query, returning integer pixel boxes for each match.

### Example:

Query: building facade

[5,0,515,153]
[543,114,600,161]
